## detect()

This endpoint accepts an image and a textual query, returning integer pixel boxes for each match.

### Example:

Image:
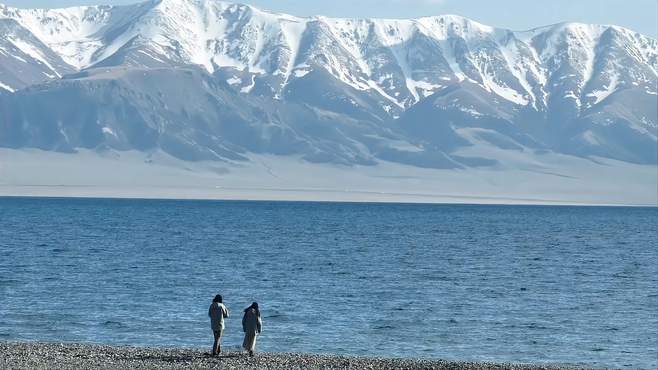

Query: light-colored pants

[243,331,258,352]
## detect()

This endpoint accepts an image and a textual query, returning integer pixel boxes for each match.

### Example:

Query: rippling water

[0,197,656,368]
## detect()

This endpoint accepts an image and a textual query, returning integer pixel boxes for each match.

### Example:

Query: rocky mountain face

[0,0,656,168]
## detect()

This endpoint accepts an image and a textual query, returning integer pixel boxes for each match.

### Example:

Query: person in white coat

[208,294,229,356]
[242,302,262,357]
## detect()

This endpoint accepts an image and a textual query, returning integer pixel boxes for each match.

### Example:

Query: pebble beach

[0,342,586,370]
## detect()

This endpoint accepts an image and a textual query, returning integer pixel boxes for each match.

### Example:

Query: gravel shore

[1,342,585,370]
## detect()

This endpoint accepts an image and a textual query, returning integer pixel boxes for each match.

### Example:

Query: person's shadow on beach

[203,352,242,359]
[135,352,243,363]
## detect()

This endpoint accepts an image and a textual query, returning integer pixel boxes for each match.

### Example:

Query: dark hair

[244,301,260,316]
[213,294,223,303]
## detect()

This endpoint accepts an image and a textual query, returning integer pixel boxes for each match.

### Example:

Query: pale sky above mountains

[2,0,657,37]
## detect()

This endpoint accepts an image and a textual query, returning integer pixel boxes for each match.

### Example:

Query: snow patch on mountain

[587,72,618,104]
[0,80,14,92]
[8,37,61,77]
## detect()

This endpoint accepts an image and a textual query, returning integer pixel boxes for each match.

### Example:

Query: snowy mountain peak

[0,1,656,111]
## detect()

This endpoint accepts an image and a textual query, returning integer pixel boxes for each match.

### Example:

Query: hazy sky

[3,0,657,37]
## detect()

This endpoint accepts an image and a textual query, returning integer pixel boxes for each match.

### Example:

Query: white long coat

[242,308,262,351]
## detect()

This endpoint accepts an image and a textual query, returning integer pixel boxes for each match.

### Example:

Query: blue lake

[0,197,656,368]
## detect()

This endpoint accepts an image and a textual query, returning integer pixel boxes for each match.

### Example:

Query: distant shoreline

[2,149,656,207]
[0,342,582,370]
[1,191,656,208]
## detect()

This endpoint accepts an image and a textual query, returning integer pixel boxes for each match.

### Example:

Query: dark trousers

[212,330,223,355]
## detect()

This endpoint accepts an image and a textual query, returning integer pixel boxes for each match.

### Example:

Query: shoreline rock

[0,342,588,370]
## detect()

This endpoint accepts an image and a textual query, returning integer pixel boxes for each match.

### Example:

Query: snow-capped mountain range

[0,0,656,169]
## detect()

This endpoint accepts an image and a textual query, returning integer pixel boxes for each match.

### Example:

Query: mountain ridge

[0,0,656,171]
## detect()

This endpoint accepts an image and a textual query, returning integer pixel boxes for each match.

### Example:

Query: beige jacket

[208,302,229,331]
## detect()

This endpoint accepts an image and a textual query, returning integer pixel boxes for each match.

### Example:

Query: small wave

[0,278,20,285]
[103,321,126,328]
[526,323,549,330]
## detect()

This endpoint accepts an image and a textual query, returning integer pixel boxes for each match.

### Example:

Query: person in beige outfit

[208,294,229,356]
[241,302,262,357]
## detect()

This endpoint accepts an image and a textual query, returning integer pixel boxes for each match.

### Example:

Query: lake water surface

[0,197,656,368]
